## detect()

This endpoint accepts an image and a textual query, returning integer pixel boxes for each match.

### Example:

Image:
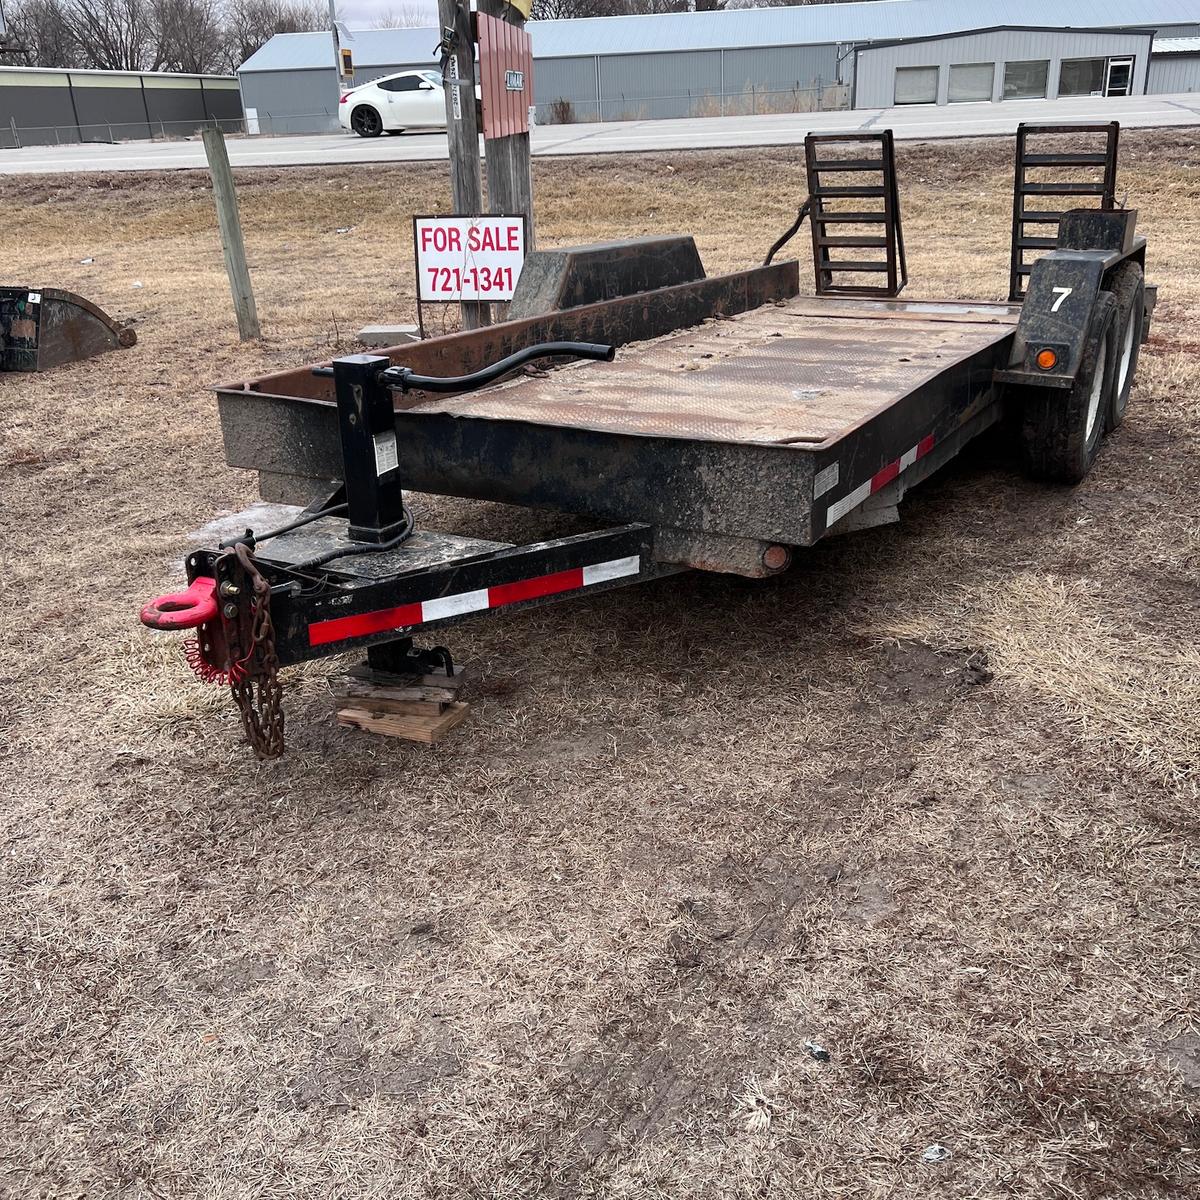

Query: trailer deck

[398,297,1021,447]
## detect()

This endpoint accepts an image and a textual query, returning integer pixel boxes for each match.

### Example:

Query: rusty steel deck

[400,298,1020,448]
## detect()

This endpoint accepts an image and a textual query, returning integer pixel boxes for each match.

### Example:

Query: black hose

[381,341,615,394]
[219,503,350,549]
[764,198,812,267]
[284,506,416,573]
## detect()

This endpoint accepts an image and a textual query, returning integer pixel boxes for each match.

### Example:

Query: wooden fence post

[201,125,261,341]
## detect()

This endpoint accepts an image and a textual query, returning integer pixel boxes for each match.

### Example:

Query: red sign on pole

[477,12,534,141]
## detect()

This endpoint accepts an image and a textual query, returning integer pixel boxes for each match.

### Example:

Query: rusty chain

[227,541,285,759]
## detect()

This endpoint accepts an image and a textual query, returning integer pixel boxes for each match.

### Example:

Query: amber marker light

[1036,348,1059,370]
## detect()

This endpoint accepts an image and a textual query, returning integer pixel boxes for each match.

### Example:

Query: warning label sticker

[373,430,399,477]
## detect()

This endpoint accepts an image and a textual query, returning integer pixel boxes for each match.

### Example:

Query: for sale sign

[413,215,527,303]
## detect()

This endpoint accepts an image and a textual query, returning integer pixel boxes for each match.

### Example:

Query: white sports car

[339,70,458,137]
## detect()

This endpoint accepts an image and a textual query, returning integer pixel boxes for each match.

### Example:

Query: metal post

[331,355,408,543]
[201,126,261,341]
[437,0,490,329]
[479,0,535,250]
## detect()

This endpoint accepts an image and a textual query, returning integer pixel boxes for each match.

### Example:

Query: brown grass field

[2,130,1199,1198]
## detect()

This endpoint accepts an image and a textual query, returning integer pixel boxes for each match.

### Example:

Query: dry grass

[1,131,1199,1198]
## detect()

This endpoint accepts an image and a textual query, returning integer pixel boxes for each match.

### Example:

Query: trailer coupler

[142,543,287,758]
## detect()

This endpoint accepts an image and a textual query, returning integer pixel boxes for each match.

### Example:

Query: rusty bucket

[1,287,136,372]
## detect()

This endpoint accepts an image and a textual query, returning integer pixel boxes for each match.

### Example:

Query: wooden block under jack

[335,676,460,705]
[337,701,470,744]
[346,664,469,691]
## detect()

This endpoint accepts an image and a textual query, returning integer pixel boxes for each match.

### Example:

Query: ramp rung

[815,186,886,199]
[1021,152,1110,166]
[1019,210,1067,224]
[820,261,892,273]
[814,211,888,223]
[1017,236,1058,250]
[810,159,885,172]
[1019,182,1107,196]
[817,236,889,248]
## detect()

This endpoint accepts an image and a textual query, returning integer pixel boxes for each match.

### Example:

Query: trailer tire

[1020,291,1119,485]
[1106,262,1144,431]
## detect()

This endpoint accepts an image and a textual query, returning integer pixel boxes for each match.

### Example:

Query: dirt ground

[2,131,1199,1198]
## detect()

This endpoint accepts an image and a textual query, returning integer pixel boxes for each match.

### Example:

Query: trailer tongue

[141,124,1153,758]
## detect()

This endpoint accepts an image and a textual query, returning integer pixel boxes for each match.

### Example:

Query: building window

[894,65,939,105]
[948,62,995,103]
[1003,60,1050,100]
[1059,58,1107,97]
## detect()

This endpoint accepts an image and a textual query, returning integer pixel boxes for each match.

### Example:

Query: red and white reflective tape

[308,554,641,647]
[825,433,936,528]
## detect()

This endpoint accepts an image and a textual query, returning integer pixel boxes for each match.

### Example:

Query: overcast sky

[336,0,440,26]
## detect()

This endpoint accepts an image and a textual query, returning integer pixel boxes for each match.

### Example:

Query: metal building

[236,0,1200,133]
[0,67,242,148]
[1147,37,1200,92]
[853,27,1156,109]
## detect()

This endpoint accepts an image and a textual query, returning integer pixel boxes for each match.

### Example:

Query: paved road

[4,92,1199,174]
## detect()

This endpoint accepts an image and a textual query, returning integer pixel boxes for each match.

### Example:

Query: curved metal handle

[140,576,218,631]
[382,341,615,394]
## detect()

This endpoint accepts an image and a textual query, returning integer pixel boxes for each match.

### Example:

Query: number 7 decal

[1051,286,1073,312]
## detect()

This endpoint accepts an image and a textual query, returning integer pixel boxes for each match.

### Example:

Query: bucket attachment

[1,287,137,372]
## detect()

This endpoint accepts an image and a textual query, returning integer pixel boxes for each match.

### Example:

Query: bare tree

[371,2,428,27]
[154,0,225,72]
[3,0,83,65]
[220,0,324,71]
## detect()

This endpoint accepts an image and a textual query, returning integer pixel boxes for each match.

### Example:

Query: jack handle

[311,341,615,393]
[764,197,812,267]
[140,576,218,631]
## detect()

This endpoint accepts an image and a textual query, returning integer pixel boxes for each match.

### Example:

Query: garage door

[894,65,938,105]
[948,62,995,103]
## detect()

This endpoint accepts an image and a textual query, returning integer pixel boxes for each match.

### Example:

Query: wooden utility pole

[479,0,535,249]
[201,126,260,341]
[436,0,490,329]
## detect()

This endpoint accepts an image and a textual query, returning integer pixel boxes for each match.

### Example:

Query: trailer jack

[142,340,619,757]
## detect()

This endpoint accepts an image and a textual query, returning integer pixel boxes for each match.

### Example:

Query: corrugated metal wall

[533,44,847,123]
[0,69,241,147]
[534,56,599,122]
[241,66,344,134]
[1148,54,1200,93]
[854,29,1153,108]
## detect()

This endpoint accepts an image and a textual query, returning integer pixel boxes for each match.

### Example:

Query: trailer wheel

[1106,262,1145,431]
[1020,291,1119,484]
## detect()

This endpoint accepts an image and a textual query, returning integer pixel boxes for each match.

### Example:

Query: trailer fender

[996,251,1110,391]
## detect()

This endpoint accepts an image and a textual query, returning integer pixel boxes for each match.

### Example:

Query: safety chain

[228,542,285,759]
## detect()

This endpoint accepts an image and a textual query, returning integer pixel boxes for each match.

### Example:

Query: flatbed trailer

[142,125,1154,756]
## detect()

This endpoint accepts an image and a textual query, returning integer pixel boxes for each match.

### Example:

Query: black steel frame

[805,130,907,298]
[1009,121,1120,302]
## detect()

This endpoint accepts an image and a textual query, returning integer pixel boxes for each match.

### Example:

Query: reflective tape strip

[308,554,641,647]
[825,433,937,529]
[582,555,640,585]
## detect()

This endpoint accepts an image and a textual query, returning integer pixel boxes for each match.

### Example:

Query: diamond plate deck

[404,297,1019,447]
